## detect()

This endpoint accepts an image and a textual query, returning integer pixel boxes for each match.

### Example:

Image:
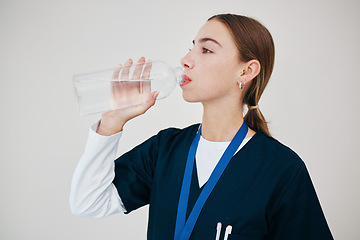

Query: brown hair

[208,14,275,136]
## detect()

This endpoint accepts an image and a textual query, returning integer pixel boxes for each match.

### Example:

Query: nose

[180,51,194,69]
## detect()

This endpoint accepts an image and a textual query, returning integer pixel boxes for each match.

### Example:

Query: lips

[180,74,192,87]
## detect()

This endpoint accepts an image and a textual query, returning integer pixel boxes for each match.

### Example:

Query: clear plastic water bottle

[73,60,184,115]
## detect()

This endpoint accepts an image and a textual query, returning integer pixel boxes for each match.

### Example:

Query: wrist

[96,119,125,136]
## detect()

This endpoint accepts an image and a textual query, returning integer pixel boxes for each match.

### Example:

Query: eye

[202,48,212,54]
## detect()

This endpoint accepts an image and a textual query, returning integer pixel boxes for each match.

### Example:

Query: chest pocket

[210,223,265,240]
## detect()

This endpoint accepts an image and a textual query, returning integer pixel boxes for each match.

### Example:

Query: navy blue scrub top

[113,124,333,240]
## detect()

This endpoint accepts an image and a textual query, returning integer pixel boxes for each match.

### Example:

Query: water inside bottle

[74,78,168,115]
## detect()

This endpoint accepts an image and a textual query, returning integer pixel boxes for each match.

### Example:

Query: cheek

[206,63,238,89]
[198,61,225,82]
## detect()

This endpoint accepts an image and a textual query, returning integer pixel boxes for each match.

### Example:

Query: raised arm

[70,57,158,217]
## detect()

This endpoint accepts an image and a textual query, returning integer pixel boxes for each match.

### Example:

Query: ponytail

[244,107,270,136]
[243,73,271,136]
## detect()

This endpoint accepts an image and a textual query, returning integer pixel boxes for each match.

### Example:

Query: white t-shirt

[196,135,250,187]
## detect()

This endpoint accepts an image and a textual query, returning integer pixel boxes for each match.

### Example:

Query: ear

[246,60,261,80]
[238,60,261,87]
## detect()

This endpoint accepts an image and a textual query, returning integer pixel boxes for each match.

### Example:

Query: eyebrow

[192,37,222,47]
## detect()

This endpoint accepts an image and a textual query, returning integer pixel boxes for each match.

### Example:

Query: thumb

[146,91,159,108]
[136,91,159,114]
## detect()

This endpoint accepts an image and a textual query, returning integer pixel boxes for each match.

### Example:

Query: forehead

[194,19,235,47]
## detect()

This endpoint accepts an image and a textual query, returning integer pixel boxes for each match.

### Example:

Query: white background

[1,0,359,239]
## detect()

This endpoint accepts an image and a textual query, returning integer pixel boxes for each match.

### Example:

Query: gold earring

[239,82,244,89]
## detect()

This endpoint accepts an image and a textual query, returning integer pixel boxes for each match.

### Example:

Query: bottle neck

[174,66,185,85]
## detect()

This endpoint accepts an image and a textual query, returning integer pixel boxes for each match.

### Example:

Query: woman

[70,14,333,240]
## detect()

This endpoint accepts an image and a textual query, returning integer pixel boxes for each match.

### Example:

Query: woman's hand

[97,57,159,136]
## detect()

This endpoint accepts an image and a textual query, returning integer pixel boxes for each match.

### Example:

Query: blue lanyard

[174,121,248,240]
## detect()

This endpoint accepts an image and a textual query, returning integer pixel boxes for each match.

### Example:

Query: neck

[201,102,246,142]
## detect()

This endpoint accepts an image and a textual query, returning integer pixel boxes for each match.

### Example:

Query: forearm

[70,123,126,217]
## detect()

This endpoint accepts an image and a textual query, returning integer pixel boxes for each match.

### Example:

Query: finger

[146,91,159,109]
[134,91,159,115]
[132,57,146,93]
[111,64,122,95]
[112,63,122,80]
[132,57,146,80]
[119,59,133,98]
[120,59,133,80]
[141,59,151,79]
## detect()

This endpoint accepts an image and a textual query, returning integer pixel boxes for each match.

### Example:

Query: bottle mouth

[174,66,185,85]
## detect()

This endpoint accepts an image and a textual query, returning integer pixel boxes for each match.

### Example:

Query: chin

[181,92,201,103]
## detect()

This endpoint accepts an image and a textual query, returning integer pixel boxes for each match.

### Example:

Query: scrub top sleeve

[113,133,159,214]
[268,163,333,240]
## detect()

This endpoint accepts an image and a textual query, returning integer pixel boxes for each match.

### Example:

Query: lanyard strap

[174,122,248,240]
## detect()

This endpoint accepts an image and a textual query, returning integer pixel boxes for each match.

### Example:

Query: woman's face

[180,19,244,104]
